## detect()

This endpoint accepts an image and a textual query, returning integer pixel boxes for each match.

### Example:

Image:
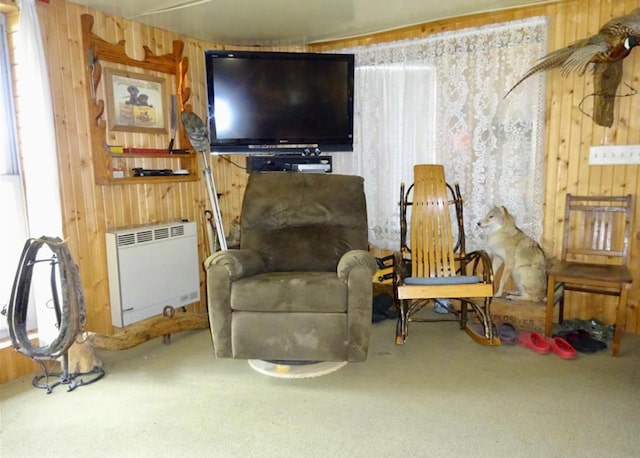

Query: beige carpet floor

[1,318,640,458]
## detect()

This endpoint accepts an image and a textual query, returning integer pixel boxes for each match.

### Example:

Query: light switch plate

[589,145,640,165]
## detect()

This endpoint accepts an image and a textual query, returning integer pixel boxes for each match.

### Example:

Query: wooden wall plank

[0,344,38,384]
[542,2,564,255]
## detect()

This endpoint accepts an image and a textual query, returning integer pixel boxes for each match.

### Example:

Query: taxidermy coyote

[477,205,547,302]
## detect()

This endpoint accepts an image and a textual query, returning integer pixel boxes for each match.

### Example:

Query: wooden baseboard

[0,344,39,384]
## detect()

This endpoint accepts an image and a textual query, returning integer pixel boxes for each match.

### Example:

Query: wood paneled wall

[2,0,640,382]
[34,0,295,336]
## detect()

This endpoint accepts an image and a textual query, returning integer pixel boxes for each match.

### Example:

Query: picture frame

[104,68,168,134]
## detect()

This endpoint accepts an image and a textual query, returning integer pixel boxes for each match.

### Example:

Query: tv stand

[247,155,332,173]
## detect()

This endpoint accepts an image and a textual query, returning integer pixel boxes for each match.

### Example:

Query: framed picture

[104,68,168,134]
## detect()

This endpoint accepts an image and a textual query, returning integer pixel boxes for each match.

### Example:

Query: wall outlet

[589,145,640,165]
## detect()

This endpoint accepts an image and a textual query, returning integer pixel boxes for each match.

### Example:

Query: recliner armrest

[337,249,377,282]
[205,249,266,281]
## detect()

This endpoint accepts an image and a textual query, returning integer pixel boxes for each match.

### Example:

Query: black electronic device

[205,50,354,154]
[132,168,174,177]
[246,155,332,173]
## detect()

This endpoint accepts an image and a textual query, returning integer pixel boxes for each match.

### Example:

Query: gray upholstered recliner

[205,172,376,362]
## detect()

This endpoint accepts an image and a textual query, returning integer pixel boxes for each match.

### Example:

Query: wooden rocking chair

[393,164,500,346]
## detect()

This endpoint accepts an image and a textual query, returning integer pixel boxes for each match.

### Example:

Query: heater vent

[154,227,170,240]
[136,230,153,243]
[105,221,200,327]
[117,233,135,247]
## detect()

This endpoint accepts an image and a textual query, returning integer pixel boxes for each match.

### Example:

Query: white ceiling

[74,0,555,46]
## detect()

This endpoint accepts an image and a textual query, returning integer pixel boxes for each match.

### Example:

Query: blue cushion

[405,275,481,285]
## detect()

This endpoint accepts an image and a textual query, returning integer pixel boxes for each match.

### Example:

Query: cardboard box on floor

[487,297,558,333]
[475,267,558,334]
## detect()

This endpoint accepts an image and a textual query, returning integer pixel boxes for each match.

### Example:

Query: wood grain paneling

[0,342,38,384]
[4,0,640,382]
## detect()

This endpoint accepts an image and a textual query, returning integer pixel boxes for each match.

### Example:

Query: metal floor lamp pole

[199,148,227,251]
[181,111,227,251]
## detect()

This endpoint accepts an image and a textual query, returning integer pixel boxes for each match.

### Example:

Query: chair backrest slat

[410,165,457,278]
[561,194,633,265]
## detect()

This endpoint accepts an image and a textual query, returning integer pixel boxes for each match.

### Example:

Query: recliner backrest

[240,172,369,272]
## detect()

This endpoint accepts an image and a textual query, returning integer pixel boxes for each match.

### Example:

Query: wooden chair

[545,194,634,356]
[394,164,499,346]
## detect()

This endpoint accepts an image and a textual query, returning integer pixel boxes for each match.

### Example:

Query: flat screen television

[204,50,355,154]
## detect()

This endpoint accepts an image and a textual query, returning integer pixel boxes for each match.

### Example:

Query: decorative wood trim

[80,13,193,185]
[81,14,182,74]
[88,312,209,351]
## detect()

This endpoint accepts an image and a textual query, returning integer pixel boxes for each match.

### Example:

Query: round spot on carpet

[247,360,348,378]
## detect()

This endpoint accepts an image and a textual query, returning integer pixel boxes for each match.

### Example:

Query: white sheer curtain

[0,15,30,339]
[16,0,62,238]
[333,64,436,249]
[10,0,63,344]
[333,17,547,251]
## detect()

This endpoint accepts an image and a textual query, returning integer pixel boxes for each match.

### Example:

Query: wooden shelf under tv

[110,175,198,185]
[108,152,199,185]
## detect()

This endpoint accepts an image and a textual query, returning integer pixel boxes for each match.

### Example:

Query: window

[0,14,32,340]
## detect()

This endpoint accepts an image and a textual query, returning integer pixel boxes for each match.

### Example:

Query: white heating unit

[106,221,200,327]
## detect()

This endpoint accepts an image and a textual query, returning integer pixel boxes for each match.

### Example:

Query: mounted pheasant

[505,8,640,127]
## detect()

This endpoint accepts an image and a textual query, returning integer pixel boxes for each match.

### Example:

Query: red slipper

[518,331,550,354]
[544,336,577,359]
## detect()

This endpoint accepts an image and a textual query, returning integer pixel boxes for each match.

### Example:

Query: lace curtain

[332,17,547,251]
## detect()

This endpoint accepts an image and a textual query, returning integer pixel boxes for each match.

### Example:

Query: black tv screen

[205,50,354,154]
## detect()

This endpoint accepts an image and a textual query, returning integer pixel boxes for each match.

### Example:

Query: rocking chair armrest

[205,249,266,281]
[461,250,494,284]
[393,251,409,282]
